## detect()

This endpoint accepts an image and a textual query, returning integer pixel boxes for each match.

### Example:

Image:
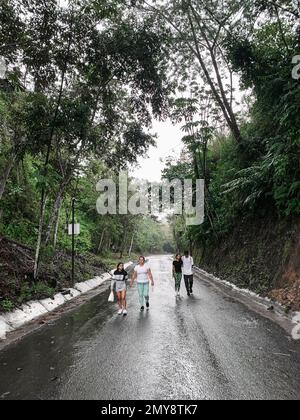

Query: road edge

[193,265,300,338]
[0,262,133,341]
[167,256,299,339]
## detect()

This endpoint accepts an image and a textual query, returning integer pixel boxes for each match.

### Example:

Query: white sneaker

[123,309,128,316]
[118,309,123,315]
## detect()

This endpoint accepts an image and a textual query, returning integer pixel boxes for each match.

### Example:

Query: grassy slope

[0,236,137,313]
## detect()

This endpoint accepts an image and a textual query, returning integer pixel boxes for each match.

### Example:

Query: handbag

[108,290,114,303]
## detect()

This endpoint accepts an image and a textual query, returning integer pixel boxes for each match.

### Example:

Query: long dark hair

[117,262,124,271]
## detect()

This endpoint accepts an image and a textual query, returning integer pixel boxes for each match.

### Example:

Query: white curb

[63,288,81,301]
[21,301,49,318]
[193,266,300,323]
[1,308,33,330]
[85,278,101,289]
[0,317,11,340]
[0,261,135,341]
[39,293,67,312]
[74,282,94,293]
[102,273,113,281]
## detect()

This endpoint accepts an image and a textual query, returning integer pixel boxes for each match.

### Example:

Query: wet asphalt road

[0,255,300,400]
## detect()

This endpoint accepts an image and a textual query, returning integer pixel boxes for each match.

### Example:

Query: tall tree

[133,0,245,143]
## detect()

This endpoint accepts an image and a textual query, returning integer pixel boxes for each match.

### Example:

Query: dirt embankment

[269,228,300,311]
[0,236,107,312]
[195,217,300,311]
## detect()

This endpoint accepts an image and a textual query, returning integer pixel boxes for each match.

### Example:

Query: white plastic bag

[108,291,114,303]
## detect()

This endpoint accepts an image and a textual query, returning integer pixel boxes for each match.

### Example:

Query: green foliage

[15,282,56,305]
[1,0,299,307]
[224,14,300,216]
[165,2,300,256]
[17,283,32,305]
[134,217,174,255]
[0,299,14,313]
[32,283,56,299]
[0,0,174,281]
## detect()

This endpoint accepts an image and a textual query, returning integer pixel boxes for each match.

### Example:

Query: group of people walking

[110,256,154,316]
[110,252,194,316]
[172,251,194,297]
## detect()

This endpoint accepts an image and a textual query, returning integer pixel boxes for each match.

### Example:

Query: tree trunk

[45,192,64,246]
[272,4,289,53]
[186,3,242,144]
[34,26,73,279]
[0,153,16,201]
[44,174,72,246]
[53,203,61,250]
[208,47,242,143]
[119,236,126,259]
[97,229,106,254]
[33,196,47,279]
[119,228,128,259]
[128,233,134,258]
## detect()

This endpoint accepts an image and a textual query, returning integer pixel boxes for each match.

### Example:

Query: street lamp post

[72,197,75,286]
[68,198,80,286]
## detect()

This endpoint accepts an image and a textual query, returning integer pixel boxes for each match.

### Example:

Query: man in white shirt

[182,251,194,296]
[130,256,154,311]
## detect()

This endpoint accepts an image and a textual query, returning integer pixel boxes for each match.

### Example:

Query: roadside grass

[0,299,15,313]
[0,251,138,314]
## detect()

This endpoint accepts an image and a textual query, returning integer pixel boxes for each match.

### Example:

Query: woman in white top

[130,256,154,312]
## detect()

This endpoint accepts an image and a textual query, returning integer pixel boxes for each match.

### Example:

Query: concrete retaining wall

[0,262,133,340]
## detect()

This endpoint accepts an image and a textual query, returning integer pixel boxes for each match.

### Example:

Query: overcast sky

[129,73,246,183]
[130,120,184,183]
